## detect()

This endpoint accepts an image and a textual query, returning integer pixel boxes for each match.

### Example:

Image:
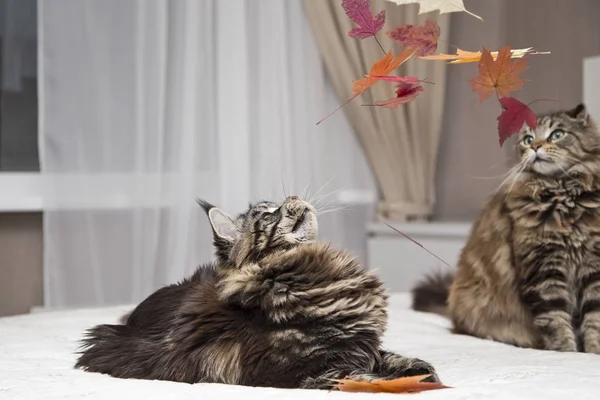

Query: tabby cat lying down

[75,196,439,389]
[413,104,600,354]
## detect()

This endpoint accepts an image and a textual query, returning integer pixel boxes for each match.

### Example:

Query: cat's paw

[544,336,577,352]
[584,337,600,354]
[400,358,440,383]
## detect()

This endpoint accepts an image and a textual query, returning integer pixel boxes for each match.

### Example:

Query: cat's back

[222,242,389,335]
[126,263,219,330]
[259,242,387,310]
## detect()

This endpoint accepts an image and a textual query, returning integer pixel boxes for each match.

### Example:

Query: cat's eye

[522,135,534,145]
[549,129,564,140]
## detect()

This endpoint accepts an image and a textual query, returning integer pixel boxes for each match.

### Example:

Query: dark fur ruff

[75,196,439,389]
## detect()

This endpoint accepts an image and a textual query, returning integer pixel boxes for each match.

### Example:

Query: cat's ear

[566,103,590,125]
[197,199,239,241]
[207,208,238,241]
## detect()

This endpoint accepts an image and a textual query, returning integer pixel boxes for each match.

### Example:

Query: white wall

[584,56,600,119]
[367,222,470,293]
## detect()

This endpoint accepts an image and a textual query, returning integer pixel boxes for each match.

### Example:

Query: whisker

[318,204,356,213]
[313,188,343,209]
[303,175,314,200]
[316,199,337,213]
[506,160,528,195]
[494,158,527,194]
[466,167,518,180]
[280,172,287,198]
[318,206,356,215]
[309,177,334,204]
[553,160,571,177]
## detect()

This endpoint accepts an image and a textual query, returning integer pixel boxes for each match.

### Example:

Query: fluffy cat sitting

[75,195,439,389]
[412,104,600,354]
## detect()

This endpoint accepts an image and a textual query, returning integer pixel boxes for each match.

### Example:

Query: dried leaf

[343,0,386,39]
[375,82,424,108]
[368,75,421,83]
[497,97,537,147]
[420,47,550,64]
[469,46,529,103]
[353,48,415,95]
[385,0,482,21]
[334,374,451,393]
[387,19,440,57]
[317,49,415,125]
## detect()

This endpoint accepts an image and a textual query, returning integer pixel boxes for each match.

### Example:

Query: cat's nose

[532,141,544,151]
[286,196,300,202]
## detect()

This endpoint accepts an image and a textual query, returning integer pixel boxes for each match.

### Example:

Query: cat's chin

[530,159,567,176]
[290,210,318,242]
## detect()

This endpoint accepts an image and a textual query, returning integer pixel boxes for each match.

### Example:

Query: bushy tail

[411,270,454,317]
[74,324,152,378]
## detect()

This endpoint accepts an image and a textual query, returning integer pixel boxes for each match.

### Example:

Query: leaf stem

[494,90,503,110]
[316,93,360,125]
[436,37,460,52]
[383,223,452,268]
[373,35,386,55]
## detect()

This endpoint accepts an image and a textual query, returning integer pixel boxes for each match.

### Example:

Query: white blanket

[1,294,599,400]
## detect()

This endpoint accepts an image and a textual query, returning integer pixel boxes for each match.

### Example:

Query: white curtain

[38,0,375,309]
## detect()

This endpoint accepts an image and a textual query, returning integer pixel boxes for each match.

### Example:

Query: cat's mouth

[292,209,309,233]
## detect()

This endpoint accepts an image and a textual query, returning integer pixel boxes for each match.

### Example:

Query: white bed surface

[1,293,600,400]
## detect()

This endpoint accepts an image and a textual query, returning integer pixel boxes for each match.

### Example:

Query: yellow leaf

[420,47,550,64]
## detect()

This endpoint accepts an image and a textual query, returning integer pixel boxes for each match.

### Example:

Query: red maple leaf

[497,97,537,147]
[375,82,424,108]
[386,19,440,57]
[343,0,386,39]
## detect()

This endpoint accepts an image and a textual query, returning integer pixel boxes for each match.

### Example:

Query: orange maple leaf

[352,48,415,94]
[334,374,451,394]
[316,48,415,125]
[469,46,529,103]
[420,47,549,64]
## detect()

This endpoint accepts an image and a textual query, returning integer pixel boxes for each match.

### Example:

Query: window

[0,0,38,172]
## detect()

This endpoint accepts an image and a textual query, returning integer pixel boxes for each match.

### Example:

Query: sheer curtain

[38,0,374,309]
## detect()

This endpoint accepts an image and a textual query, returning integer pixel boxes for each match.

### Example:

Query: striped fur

[413,104,600,353]
[75,196,439,388]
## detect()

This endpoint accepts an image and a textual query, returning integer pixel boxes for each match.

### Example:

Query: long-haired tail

[74,324,150,378]
[411,270,454,317]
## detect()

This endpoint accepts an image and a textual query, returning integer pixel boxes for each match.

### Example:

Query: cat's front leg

[299,351,439,391]
[582,316,600,354]
[520,262,577,352]
[579,264,600,354]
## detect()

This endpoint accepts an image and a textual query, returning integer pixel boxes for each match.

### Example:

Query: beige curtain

[303,0,449,221]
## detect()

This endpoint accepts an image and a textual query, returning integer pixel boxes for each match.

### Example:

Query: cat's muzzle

[283,196,318,240]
